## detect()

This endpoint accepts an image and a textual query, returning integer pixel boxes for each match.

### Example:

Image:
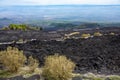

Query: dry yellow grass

[42,54,75,80]
[81,33,91,39]
[109,32,115,35]
[27,56,39,73]
[0,46,26,72]
[94,32,103,36]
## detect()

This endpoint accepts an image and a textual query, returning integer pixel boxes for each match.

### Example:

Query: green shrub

[9,24,27,30]
[42,54,75,80]
[0,47,26,72]
[8,24,42,31]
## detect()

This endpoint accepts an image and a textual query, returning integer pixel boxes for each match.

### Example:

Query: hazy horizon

[0,0,120,27]
[0,0,120,6]
[1,4,120,7]
[0,5,120,24]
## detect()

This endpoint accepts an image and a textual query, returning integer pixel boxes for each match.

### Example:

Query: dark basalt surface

[22,35,120,74]
[0,27,120,42]
[0,27,120,76]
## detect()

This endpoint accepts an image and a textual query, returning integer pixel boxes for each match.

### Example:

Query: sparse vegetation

[81,33,91,39]
[94,32,102,36]
[42,54,75,80]
[72,73,120,80]
[9,24,27,30]
[18,39,24,42]
[107,75,120,80]
[64,32,80,39]
[27,56,39,73]
[110,32,115,35]
[83,74,105,80]
[1,24,42,31]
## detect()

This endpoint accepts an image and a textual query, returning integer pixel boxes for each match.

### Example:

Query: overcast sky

[0,0,120,6]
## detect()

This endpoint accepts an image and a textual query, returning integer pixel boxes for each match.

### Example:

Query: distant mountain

[0,18,11,20]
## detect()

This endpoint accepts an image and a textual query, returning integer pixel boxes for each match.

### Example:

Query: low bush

[94,32,102,36]
[0,47,26,72]
[110,32,115,35]
[27,56,39,73]
[42,54,75,80]
[81,33,91,39]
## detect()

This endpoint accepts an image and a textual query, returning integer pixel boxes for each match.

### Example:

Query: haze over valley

[0,5,120,29]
